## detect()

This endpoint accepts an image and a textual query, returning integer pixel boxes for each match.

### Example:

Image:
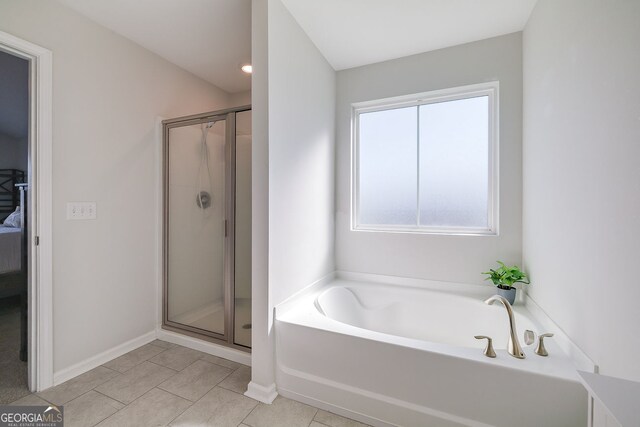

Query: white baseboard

[245,381,277,404]
[156,328,251,366]
[52,331,157,386]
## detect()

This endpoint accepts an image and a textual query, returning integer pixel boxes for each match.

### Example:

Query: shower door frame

[162,105,251,352]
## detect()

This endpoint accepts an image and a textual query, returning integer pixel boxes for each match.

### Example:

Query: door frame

[0,31,54,391]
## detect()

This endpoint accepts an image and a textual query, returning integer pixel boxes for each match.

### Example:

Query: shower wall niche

[162,106,251,350]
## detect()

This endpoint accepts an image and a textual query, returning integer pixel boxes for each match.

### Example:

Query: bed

[0,169,26,297]
[0,168,26,300]
[0,225,23,299]
[0,169,27,360]
[0,225,22,274]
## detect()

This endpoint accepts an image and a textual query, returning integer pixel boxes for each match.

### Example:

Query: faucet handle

[535,333,554,356]
[524,329,536,346]
[474,335,496,358]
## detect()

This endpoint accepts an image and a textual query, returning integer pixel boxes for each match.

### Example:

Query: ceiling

[58,0,251,94]
[281,0,538,70]
[56,0,536,91]
[0,50,29,139]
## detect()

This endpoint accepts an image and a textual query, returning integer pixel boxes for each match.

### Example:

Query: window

[352,82,498,235]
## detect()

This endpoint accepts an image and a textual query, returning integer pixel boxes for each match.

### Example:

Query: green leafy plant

[482,261,530,290]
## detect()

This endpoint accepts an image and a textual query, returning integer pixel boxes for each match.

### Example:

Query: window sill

[352,225,498,237]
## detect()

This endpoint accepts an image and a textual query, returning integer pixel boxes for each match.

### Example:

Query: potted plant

[482,261,530,304]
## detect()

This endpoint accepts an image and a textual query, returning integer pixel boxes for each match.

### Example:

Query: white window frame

[351,81,499,236]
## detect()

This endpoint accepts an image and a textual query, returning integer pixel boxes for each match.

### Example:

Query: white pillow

[3,207,21,228]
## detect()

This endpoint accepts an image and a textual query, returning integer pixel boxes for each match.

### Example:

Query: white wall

[248,0,336,396]
[248,0,272,393]
[230,90,252,107]
[268,0,335,307]
[523,0,640,382]
[0,0,231,374]
[336,33,523,285]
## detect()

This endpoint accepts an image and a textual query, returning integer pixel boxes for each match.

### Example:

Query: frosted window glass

[358,107,417,225]
[418,96,489,228]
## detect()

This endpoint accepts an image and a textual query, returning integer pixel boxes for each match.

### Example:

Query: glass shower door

[165,118,228,337]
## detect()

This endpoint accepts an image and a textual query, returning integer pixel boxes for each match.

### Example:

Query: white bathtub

[276,276,587,427]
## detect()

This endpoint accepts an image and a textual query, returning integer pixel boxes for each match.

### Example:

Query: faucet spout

[484,295,525,359]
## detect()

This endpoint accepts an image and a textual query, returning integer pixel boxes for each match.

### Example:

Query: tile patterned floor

[8,340,370,427]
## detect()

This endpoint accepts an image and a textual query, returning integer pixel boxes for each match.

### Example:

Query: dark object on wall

[0,169,25,222]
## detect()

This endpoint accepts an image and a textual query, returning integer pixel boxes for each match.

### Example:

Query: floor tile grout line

[30,394,55,406]
[91,388,129,407]
[239,400,259,426]
[162,388,199,426]
[99,364,123,375]
[97,374,174,408]
[91,386,193,427]
[152,385,199,425]
[84,389,136,427]
[197,354,244,371]
[91,361,180,403]
[146,358,182,372]
[219,383,253,399]
[102,343,170,373]
[36,368,121,407]
[34,342,264,426]
[57,387,102,407]
[196,355,241,372]
[174,355,236,377]
[89,385,184,427]
[148,341,173,351]
[83,395,125,427]
[20,340,369,427]
[307,408,319,427]
[154,385,199,404]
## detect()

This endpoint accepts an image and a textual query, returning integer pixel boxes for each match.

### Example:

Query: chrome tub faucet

[484,295,525,359]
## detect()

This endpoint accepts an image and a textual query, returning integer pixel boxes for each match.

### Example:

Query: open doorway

[0,30,53,396]
[0,49,29,403]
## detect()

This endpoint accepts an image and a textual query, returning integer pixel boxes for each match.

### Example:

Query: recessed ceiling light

[241,64,252,74]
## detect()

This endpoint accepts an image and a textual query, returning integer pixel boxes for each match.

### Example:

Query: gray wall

[0,50,28,173]
[0,132,27,172]
[0,0,232,374]
[0,50,28,140]
[268,0,336,307]
[523,0,640,381]
[336,33,523,285]
[248,0,337,394]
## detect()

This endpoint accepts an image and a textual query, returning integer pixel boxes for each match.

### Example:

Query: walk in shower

[162,106,251,350]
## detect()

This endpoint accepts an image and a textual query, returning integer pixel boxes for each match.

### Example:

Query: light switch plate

[67,202,97,220]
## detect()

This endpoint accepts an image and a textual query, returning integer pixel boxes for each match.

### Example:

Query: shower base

[171,298,251,348]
